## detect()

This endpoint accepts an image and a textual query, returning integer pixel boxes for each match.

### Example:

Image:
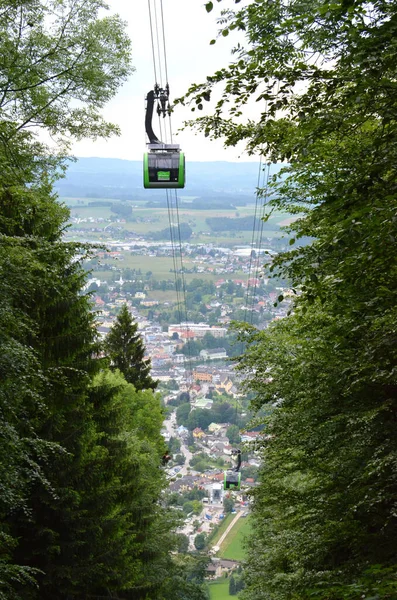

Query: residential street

[163,410,192,475]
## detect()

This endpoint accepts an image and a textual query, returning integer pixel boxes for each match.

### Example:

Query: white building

[168,323,227,339]
[200,348,227,361]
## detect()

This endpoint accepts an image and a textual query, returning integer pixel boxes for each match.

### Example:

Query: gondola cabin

[143,144,185,189]
[224,470,241,491]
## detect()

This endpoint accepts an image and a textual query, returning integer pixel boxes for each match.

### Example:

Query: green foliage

[159,554,210,600]
[229,575,237,596]
[175,454,186,466]
[181,401,238,432]
[0,3,207,598]
[176,534,189,554]
[183,500,203,516]
[168,392,189,407]
[240,465,258,482]
[185,0,397,598]
[226,424,241,445]
[223,497,234,514]
[111,202,133,217]
[194,533,207,551]
[149,222,193,241]
[176,402,192,426]
[104,303,157,391]
[0,0,132,154]
[169,436,182,454]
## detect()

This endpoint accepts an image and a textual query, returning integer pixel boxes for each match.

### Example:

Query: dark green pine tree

[229,575,237,596]
[105,304,157,391]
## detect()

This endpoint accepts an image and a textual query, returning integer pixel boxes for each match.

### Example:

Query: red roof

[181,330,195,339]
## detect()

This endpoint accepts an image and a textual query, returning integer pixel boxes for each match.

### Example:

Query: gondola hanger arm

[145,85,171,145]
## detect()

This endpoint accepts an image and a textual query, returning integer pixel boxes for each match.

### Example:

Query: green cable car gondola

[224,470,241,491]
[224,449,242,491]
[143,88,185,189]
[143,147,185,188]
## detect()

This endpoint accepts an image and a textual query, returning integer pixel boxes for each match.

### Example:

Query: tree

[181,340,202,357]
[194,533,206,551]
[0,0,132,157]
[105,304,157,391]
[187,408,213,432]
[176,534,189,554]
[176,402,191,427]
[168,436,181,454]
[226,424,241,445]
[0,0,132,590]
[0,180,107,599]
[229,575,237,596]
[223,497,234,514]
[183,1,397,598]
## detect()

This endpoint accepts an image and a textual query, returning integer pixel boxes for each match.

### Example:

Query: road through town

[163,410,192,476]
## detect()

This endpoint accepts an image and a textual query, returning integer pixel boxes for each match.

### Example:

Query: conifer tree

[105,304,157,391]
[229,575,237,596]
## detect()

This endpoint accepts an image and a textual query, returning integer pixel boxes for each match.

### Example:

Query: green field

[209,514,234,547]
[220,516,251,561]
[64,199,287,244]
[209,577,233,600]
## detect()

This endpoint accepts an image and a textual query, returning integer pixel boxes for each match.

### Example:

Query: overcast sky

[73,0,255,162]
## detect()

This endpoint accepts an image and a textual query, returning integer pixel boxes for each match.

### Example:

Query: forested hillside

[0,2,207,599]
[184,0,397,598]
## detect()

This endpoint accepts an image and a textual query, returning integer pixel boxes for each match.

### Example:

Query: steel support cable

[244,156,263,323]
[153,0,164,87]
[165,189,183,324]
[173,188,194,385]
[159,0,170,85]
[160,0,174,144]
[247,80,280,323]
[248,162,268,319]
[249,162,272,324]
[248,166,268,322]
[154,0,193,386]
[147,1,187,379]
[147,0,158,84]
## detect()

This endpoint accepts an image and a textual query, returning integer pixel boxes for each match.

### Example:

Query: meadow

[219,516,251,561]
[209,514,234,548]
[208,577,233,600]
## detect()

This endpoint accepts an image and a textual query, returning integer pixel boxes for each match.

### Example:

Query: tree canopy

[0,0,132,155]
[183,0,397,598]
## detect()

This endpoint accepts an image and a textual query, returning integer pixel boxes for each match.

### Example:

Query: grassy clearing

[122,254,176,276]
[208,577,232,600]
[220,517,251,561]
[209,514,234,547]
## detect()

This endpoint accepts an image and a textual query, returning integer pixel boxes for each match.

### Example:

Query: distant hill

[55,157,282,204]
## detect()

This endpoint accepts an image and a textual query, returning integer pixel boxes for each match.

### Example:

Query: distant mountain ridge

[55,157,282,202]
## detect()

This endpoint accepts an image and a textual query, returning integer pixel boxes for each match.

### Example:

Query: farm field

[86,252,247,289]
[220,516,251,561]
[209,577,233,600]
[63,198,288,243]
